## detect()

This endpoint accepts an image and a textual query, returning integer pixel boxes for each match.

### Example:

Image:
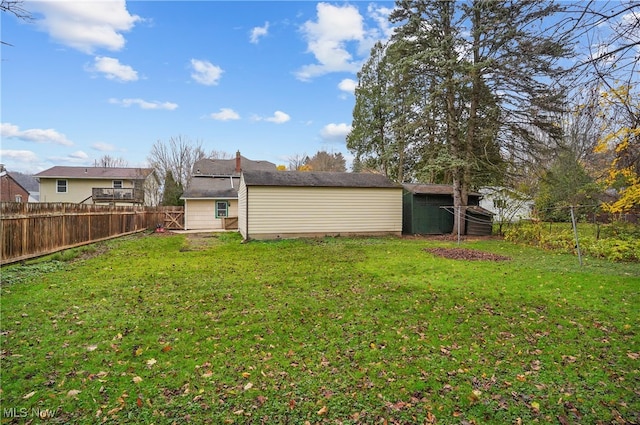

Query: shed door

[414,197,453,234]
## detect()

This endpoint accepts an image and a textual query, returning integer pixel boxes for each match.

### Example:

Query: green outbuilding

[402,184,492,235]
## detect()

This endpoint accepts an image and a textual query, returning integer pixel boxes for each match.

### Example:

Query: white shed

[238,171,403,240]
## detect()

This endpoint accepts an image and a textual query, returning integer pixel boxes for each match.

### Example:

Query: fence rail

[1,203,184,265]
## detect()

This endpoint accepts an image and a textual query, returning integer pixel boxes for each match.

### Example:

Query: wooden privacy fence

[1,203,184,265]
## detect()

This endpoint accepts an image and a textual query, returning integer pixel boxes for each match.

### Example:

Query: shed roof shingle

[242,171,400,188]
[181,176,240,199]
[403,183,481,197]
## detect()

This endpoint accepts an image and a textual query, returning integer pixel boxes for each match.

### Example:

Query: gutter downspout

[245,186,249,240]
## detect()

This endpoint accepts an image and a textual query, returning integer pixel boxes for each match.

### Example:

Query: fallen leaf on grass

[627,352,639,360]
[161,345,172,352]
[469,389,482,402]
[86,345,98,352]
[67,389,81,398]
[426,411,437,424]
[243,382,253,391]
[132,376,143,384]
[146,358,157,367]
[317,405,328,415]
[22,391,36,399]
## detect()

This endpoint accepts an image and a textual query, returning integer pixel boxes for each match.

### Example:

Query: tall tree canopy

[304,151,346,172]
[348,0,570,233]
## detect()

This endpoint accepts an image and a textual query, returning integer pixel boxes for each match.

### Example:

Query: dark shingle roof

[242,171,400,188]
[34,166,153,180]
[193,156,276,176]
[403,183,481,197]
[181,176,240,199]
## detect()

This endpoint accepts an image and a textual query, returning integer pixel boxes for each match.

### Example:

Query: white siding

[241,186,402,240]
[185,199,239,230]
[185,200,220,230]
[238,180,248,238]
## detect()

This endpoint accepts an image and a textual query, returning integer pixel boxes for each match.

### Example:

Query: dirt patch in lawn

[180,232,222,251]
[424,247,511,261]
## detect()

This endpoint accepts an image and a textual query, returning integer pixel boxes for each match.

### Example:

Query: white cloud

[296,3,365,80]
[366,4,395,42]
[190,59,223,86]
[338,78,357,94]
[321,123,351,140]
[265,111,291,124]
[89,56,138,81]
[1,122,73,146]
[69,151,89,159]
[210,108,240,121]
[251,111,291,124]
[30,0,140,54]
[0,149,39,163]
[91,142,116,152]
[109,98,178,110]
[250,22,269,44]
[48,150,90,164]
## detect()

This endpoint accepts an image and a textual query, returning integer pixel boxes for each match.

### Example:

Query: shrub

[503,222,639,262]
[582,238,640,262]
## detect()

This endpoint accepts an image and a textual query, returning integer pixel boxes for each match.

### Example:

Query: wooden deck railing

[92,187,144,203]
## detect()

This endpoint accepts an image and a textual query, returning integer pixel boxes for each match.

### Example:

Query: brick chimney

[235,150,241,173]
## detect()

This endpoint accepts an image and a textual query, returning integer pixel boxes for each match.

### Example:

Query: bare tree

[1,0,32,46]
[95,155,129,168]
[287,153,309,171]
[304,150,346,172]
[1,0,31,20]
[147,136,208,202]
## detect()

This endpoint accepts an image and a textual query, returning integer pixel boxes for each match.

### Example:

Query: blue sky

[1,1,395,173]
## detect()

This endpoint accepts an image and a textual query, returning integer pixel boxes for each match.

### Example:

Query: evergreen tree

[349,0,569,234]
[161,171,184,206]
[535,149,597,221]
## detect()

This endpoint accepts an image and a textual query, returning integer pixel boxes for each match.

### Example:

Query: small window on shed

[215,201,228,218]
[56,179,68,193]
[113,180,123,189]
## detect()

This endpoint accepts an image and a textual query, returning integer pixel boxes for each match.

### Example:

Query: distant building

[34,166,158,206]
[0,165,30,203]
[181,151,276,230]
[479,186,533,223]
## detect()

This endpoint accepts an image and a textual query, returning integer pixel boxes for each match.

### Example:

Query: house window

[215,201,228,218]
[56,179,68,193]
[113,180,123,189]
[15,195,22,202]
[493,198,506,209]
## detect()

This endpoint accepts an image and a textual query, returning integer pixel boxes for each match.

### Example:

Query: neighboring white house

[180,151,276,230]
[238,170,403,240]
[34,166,158,206]
[479,186,534,223]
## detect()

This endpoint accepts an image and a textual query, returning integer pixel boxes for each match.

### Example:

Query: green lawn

[1,233,638,424]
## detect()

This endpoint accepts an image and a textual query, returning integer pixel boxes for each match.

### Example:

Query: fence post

[570,206,583,267]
